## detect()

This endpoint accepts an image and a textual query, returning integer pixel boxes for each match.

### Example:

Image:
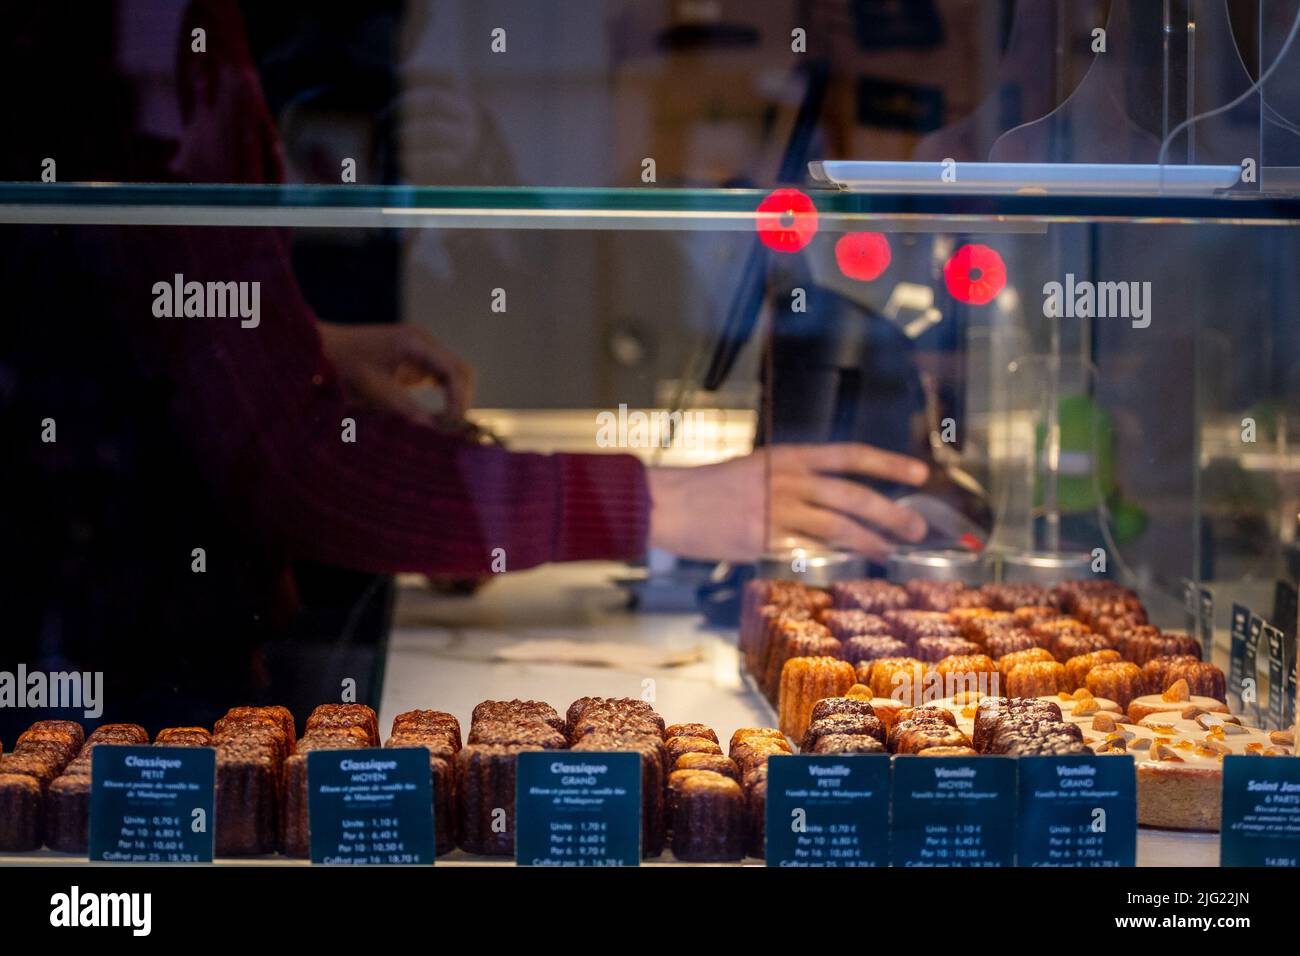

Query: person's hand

[319,323,475,425]
[397,79,483,182]
[647,443,929,562]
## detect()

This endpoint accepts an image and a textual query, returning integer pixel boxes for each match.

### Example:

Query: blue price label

[89,745,215,863]
[306,748,435,865]
[890,756,1016,867]
[1220,755,1300,867]
[515,751,641,867]
[765,754,890,866]
[1016,755,1136,867]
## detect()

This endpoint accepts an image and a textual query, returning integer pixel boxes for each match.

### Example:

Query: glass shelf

[2,182,1299,230]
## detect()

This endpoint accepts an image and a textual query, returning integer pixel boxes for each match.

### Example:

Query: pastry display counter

[0,563,1237,867]
[5,2,1300,893]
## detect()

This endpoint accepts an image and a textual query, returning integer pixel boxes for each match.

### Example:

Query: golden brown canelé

[932,654,999,696]
[728,727,787,754]
[971,698,1063,753]
[668,770,747,862]
[1050,632,1116,663]
[762,620,842,702]
[1,718,87,852]
[819,609,892,640]
[1084,661,1146,710]
[811,733,886,755]
[673,752,741,782]
[888,718,971,755]
[214,707,292,856]
[829,579,909,613]
[729,737,792,776]
[799,713,886,752]
[216,706,296,749]
[905,580,984,611]
[1141,655,1202,694]
[470,719,567,750]
[664,723,718,743]
[1122,631,1202,666]
[475,700,566,735]
[1159,660,1226,701]
[572,731,667,858]
[913,636,982,663]
[303,704,379,747]
[777,656,857,740]
[280,728,371,858]
[808,697,877,723]
[982,629,1038,660]
[748,605,818,680]
[154,727,213,747]
[842,635,909,666]
[383,709,462,855]
[866,657,928,705]
[0,773,44,851]
[564,697,664,742]
[455,743,542,856]
[392,710,463,750]
[42,724,143,854]
[744,770,767,858]
[664,735,723,767]
[1064,649,1123,690]
[997,647,1056,682]
[956,610,1015,643]
[1005,661,1069,698]
[884,610,962,643]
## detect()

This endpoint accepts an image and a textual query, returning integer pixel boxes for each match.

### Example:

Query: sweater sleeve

[135,224,650,577]
[135,0,650,576]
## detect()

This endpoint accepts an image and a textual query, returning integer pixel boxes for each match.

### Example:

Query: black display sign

[305,748,435,865]
[764,754,890,867]
[890,756,1016,867]
[1220,755,1300,867]
[1229,602,1250,713]
[515,751,641,867]
[89,745,215,863]
[1016,755,1137,867]
[1267,624,1287,730]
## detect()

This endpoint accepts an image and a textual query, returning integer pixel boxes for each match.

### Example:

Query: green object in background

[1034,394,1146,544]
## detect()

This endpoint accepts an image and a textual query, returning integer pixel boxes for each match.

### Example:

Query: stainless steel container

[999,550,1094,584]
[756,550,866,587]
[886,549,990,585]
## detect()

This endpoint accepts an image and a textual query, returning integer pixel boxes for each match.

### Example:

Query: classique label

[306,748,435,865]
[890,756,1016,867]
[1220,755,1300,867]
[765,754,890,866]
[515,751,641,867]
[1016,755,1137,866]
[89,745,215,863]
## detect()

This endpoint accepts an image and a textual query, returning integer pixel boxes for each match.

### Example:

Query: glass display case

[3,0,1300,884]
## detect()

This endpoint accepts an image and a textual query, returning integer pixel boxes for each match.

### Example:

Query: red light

[834,232,891,281]
[755,188,818,252]
[944,243,1006,305]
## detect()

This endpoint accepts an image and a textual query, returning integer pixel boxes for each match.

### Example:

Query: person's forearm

[141,224,649,576]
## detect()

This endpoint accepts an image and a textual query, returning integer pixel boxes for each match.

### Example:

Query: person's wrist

[646,466,686,555]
